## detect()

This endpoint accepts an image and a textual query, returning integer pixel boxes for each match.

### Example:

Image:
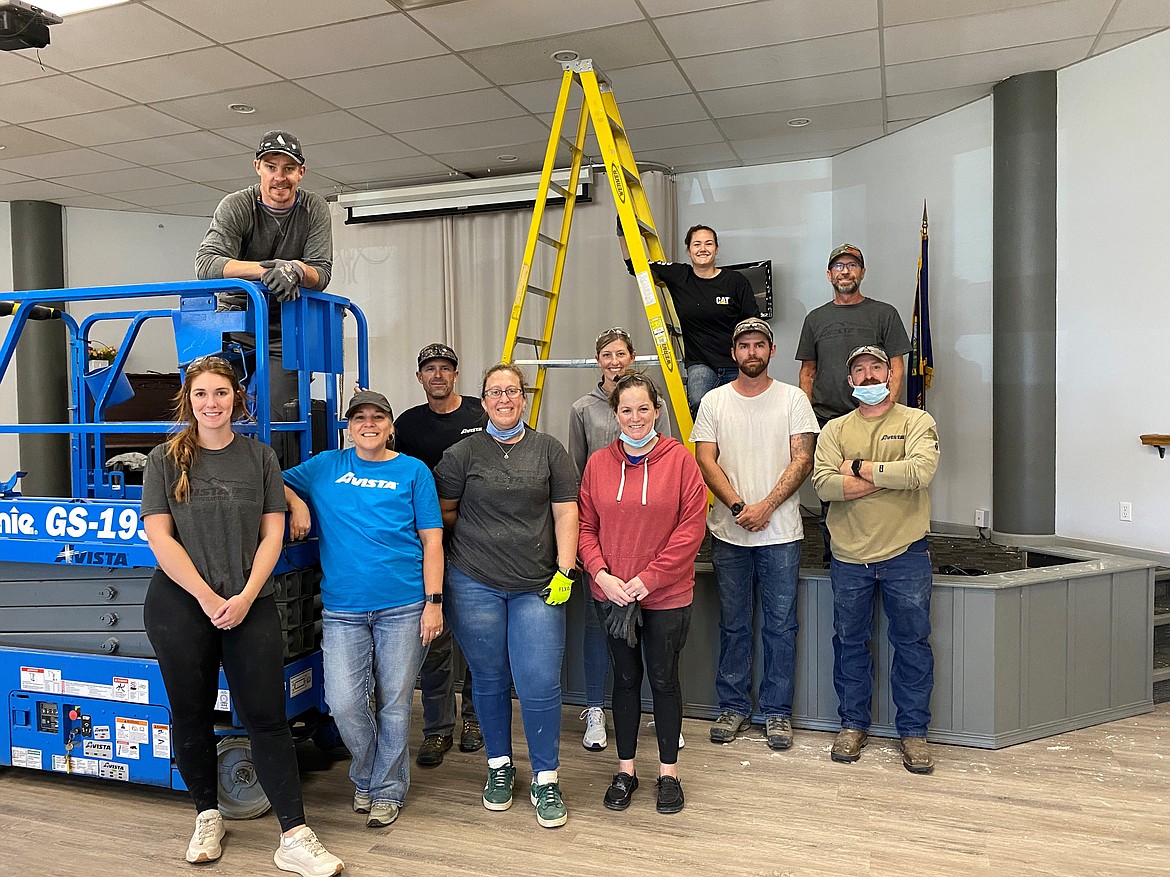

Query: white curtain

[331,170,676,447]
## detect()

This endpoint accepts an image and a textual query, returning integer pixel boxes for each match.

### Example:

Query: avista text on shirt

[335,472,399,490]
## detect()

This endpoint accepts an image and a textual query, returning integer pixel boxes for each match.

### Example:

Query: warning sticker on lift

[215,689,231,712]
[52,754,99,776]
[99,761,129,781]
[289,668,312,698]
[116,717,149,744]
[93,725,111,741]
[63,679,114,700]
[152,724,170,760]
[117,741,140,760]
[112,676,149,703]
[11,746,43,769]
[83,740,113,760]
[19,667,62,693]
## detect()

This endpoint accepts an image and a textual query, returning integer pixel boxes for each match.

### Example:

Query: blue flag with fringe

[908,202,933,409]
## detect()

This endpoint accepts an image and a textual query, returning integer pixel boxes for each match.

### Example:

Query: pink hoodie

[578,436,707,610]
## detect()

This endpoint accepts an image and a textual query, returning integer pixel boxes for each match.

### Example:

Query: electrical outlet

[974,508,990,529]
[1119,502,1133,522]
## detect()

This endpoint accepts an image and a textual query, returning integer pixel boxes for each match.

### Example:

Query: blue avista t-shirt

[283,448,443,612]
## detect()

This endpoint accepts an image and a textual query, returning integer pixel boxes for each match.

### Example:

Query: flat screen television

[723,259,773,320]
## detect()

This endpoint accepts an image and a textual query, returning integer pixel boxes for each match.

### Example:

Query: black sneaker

[459,719,484,753]
[416,733,452,767]
[655,776,684,814]
[603,772,638,811]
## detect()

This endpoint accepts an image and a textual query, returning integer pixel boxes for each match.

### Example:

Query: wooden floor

[3,699,1169,876]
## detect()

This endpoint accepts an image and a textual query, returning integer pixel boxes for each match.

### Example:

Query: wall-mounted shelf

[1140,434,1170,458]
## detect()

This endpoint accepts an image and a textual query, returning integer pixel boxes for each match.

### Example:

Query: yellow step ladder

[500,58,692,442]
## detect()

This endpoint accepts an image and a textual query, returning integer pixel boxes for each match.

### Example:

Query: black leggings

[144,571,305,832]
[602,602,692,765]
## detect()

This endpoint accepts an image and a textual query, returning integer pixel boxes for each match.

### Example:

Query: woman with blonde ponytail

[141,356,343,877]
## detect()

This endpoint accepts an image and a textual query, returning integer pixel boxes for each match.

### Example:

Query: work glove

[259,259,304,302]
[605,600,642,648]
[542,567,577,605]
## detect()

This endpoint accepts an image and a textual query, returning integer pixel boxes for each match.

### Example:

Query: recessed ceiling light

[551,49,579,63]
[496,154,518,163]
[46,0,130,14]
[228,103,256,114]
[788,118,811,127]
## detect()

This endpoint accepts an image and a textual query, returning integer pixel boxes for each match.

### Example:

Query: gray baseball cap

[344,389,393,419]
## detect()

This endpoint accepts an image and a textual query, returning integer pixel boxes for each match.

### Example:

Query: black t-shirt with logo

[627,259,759,369]
[394,396,485,471]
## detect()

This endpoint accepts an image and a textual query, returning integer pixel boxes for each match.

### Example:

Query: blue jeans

[445,565,565,774]
[710,537,802,717]
[830,537,934,737]
[322,602,428,806]
[581,575,609,707]
[684,364,738,415]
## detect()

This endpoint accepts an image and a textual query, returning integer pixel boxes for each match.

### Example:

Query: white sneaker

[581,707,607,751]
[679,732,686,750]
[185,809,224,864]
[273,826,344,877]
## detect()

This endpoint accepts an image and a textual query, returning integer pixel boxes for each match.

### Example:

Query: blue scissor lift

[0,280,368,817]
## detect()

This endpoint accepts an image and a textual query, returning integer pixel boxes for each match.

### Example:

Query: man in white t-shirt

[692,318,819,750]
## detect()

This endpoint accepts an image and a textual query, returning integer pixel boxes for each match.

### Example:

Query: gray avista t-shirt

[434,430,578,593]
[141,435,287,599]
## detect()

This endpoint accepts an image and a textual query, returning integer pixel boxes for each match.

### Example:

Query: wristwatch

[558,566,581,582]
[729,501,745,516]
[425,593,444,604]
[851,459,863,478]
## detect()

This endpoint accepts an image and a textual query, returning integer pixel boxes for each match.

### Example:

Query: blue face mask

[620,428,657,449]
[486,420,524,441]
[852,382,890,406]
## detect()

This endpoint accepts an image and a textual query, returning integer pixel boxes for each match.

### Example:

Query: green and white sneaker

[530,780,568,828]
[482,763,516,811]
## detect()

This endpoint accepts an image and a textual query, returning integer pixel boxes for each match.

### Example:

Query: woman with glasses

[141,355,343,876]
[618,222,759,414]
[568,327,673,753]
[577,373,707,814]
[282,389,444,830]
[435,363,579,829]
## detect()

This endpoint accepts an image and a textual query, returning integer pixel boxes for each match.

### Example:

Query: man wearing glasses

[795,245,911,563]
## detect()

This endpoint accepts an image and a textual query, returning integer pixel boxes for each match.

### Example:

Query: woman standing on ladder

[618,222,759,415]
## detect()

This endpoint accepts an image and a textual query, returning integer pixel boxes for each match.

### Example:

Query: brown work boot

[830,728,868,763]
[901,737,934,774]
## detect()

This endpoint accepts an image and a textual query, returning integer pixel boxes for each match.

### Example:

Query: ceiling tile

[0,179,89,201]
[607,61,694,103]
[154,201,221,217]
[719,100,884,140]
[409,0,642,50]
[37,4,211,72]
[297,56,490,108]
[119,183,226,208]
[886,84,994,121]
[461,22,670,86]
[161,156,254,183]
[396,117,550,155]
[432,140,553,176]
[75,47,280,104]
[884,0,1109,65]
[0,75,132,124]
[731,124,885,160]
[0,125,81,159]
[1108,0,1170,30]
[310,135,422,169]
[150,82,338,130]
[617,93,710,129]
[885,36,1094,94]
[323,155,457,187]
[702,69,882,118]
[635,142,740,171]
[627,120,725,152]
[95,131,246,166]
[353,89,527,135]
[231,14,446,79]
[143,0,395,42]
[882,0,1047,27]
[24,106,198,147]
[1092,28,1161,54]
[0,169,30,185]
[640,0,755,13]
[503,78,582,115]
[887,118,928,135]
[56,194,144,211]
[203,177,260,194]
[656,0,878,58]
[54,167,179,195]
[0,50,55,88]
[216,111,384,150]
[0,147,135,179]
[680,31,882,91]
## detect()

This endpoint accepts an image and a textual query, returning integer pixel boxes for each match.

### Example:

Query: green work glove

[543,567,576,605]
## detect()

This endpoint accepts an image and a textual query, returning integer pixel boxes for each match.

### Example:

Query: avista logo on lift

[55,545,130,567]
[0,507,36,536]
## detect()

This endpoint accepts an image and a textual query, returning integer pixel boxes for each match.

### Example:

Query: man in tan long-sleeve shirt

[813,345,940,775]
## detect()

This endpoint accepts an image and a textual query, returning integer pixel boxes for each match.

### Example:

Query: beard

[737,358,769,378]
[833,279,859,296]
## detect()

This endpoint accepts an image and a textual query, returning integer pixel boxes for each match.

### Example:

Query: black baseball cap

[256,131,305,166]
[344,389,393,420]
[417,343,458,369]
